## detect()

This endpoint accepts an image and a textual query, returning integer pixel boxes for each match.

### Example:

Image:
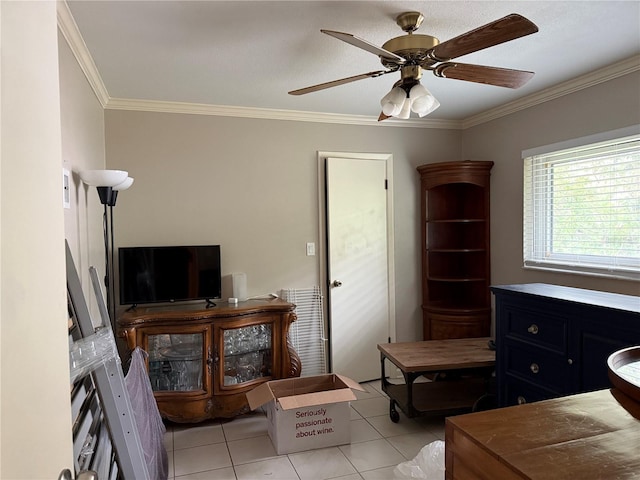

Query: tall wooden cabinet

[118,299,300,423]
[417,160,494,340]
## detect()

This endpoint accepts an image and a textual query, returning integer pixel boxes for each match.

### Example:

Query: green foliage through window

[523,130,639,280]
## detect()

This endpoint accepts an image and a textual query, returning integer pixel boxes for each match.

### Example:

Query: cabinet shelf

[428,276,487,282]
[418,161,493,340]
[428,219,486,223]
[428,248,486,253]
[426,301,489,314]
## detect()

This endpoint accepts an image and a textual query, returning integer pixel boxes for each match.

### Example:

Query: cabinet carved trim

[118,298,300,423]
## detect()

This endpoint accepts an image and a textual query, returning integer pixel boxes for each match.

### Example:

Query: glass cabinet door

[147,333,204,392]
[222,324,272,386]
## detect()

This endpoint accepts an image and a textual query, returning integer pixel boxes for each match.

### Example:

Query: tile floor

[163,380,446,479]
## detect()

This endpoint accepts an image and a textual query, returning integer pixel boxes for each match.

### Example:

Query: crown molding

[57,0,110,107]
[58,1,639,131]
[105,98,462,129]
[462,55,640,129]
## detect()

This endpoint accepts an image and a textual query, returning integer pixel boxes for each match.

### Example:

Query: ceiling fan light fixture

[409,83,439,116]
[414,96,440,117]
[290,13,538,119]
[380,86,406,116]
[397,98,412,119]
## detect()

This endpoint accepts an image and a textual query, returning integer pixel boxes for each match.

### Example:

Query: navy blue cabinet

[492,283,640,407]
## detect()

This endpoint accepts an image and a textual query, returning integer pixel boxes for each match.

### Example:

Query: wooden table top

[447,388,640,479]
[377,337,495,372]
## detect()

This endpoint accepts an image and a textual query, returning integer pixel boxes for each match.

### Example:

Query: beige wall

[59,30,108,322]
[105,110,462,341]
[106,71,640,345]
[463,71,640,298]
[1,1,72,477]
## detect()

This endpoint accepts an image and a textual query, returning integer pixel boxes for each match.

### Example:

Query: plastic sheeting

[69,327,119,383]
[393,440,445,479]
[125,347,169,480]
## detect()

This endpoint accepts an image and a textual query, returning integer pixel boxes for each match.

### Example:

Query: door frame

[316,151,397,369]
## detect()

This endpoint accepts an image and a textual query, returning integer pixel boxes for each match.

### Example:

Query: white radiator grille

[281,287,327,377]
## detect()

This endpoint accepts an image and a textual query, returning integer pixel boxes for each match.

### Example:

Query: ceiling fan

[289,12,539,120]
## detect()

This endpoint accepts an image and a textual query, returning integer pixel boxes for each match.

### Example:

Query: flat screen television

[118,245,221,306]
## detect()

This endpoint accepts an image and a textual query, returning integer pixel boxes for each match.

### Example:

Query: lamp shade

[380,87,406,117]
[113,177,134,191]
[409,83,440,117]
[413,96,440,117]
[397,98,412,119]
[79,170,128,187]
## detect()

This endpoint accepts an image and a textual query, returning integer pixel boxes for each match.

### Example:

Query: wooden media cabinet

[118,298,301,423]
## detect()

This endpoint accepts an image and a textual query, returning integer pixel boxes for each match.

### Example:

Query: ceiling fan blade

[288,70,392,95]
[321,30,406,64]
[430,14,538,62]
[434,62,535,88]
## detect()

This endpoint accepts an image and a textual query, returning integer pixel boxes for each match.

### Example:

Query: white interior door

[325,156,392,382]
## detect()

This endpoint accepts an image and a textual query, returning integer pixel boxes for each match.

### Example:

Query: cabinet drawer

[504,343,572,393]
[503,375,560,406]
[502,305,568,354]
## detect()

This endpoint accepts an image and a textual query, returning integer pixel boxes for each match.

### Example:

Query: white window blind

[523,131,640,280]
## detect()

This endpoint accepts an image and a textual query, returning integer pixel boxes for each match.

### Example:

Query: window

[523,127,640,281]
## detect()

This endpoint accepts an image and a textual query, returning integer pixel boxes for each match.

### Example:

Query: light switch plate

[306,242,316,256]
[62,168,71,209]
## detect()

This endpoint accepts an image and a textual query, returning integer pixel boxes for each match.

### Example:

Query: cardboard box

[246,374,364,454]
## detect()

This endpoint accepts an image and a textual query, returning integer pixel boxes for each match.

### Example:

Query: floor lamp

[80,170,134,330]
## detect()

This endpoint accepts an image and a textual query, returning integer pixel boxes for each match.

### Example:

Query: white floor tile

[350,419,382,443]
[173,443,232,477]
[413,415,446,440]
[359,465,397,479]
[167,451,175,479]
[365,413,424,438]
[227,434,279,465]
[222,411,269,441]
[235,457,299,480]
[164,428,174,451]
[288,446,357,480]
[353,383,382,400]
[163,381,453,480]
[384,431,441,460]
[350,397,390,418]
[173,421,225,450]
[338,439,405,473]
[175,466,236,479]
[349,405,363,420]
[363,380,386,397]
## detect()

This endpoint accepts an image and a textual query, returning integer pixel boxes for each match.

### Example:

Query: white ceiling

[65,1,640,124]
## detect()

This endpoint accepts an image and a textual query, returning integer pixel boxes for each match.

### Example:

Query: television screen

[118,245,221,306]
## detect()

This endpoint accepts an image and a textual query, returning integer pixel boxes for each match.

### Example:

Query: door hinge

[384,179,388,190]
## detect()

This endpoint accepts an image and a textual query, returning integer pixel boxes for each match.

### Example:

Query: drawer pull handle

[527,324,539,334]
[517,396,527,405]
[530,363,540,374]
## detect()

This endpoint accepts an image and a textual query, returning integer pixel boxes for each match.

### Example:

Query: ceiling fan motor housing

[380,34,440,69]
